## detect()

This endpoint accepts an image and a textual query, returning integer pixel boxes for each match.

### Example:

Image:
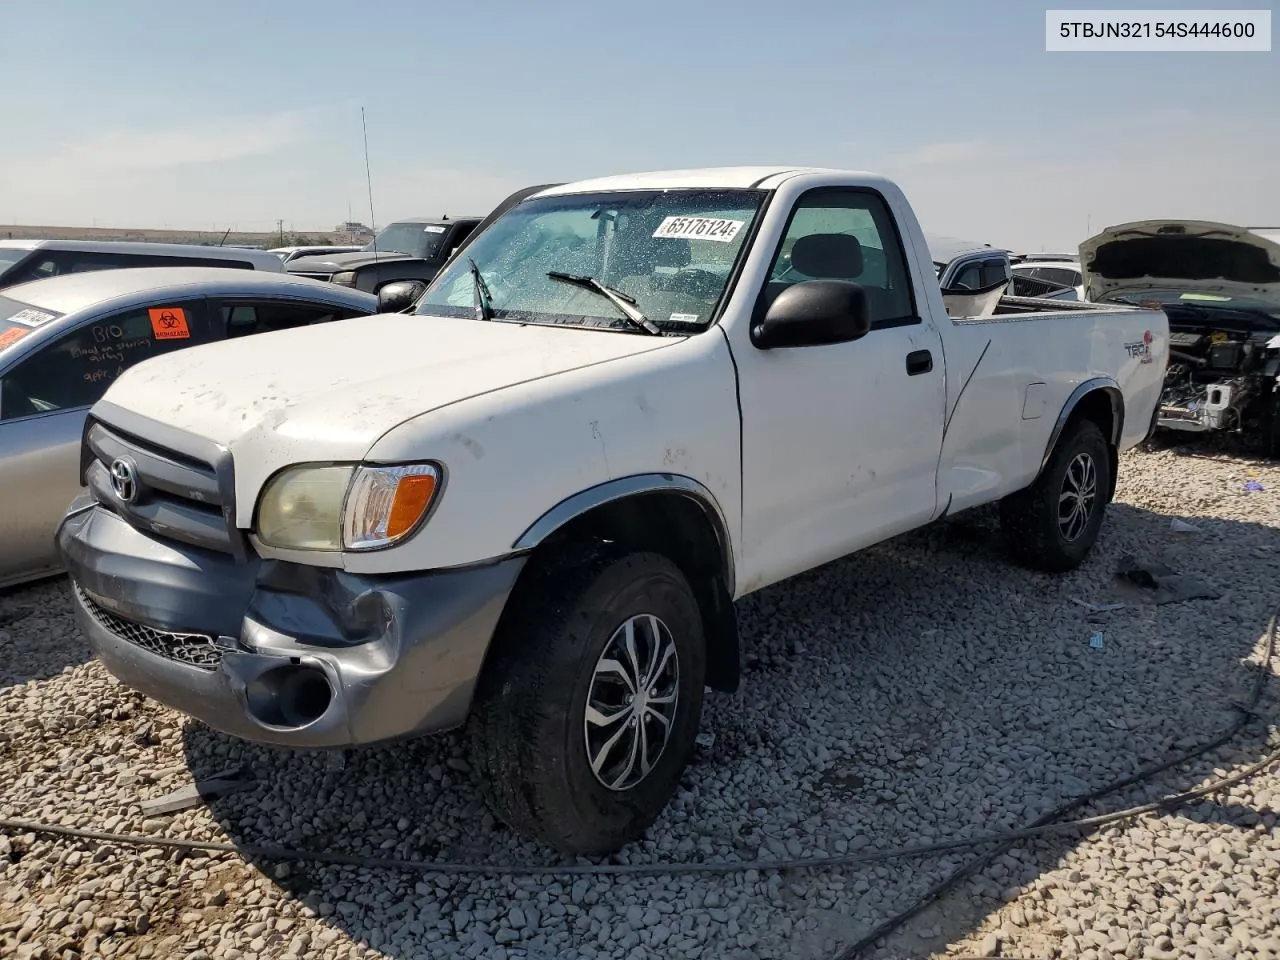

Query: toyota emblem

[109,457,139,504]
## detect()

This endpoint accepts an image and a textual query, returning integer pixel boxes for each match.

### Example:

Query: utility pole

[276,218,284,246]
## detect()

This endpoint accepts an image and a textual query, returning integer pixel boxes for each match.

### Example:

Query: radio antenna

[362,106,378,261]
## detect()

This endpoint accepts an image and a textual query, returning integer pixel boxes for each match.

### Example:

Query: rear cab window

[0,299,213,421]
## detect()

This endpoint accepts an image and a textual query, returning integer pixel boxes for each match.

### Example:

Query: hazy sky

[1,0,1275,251]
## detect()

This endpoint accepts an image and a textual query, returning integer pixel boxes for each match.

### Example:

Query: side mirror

[377,280,427,314]
[751,280,871,349]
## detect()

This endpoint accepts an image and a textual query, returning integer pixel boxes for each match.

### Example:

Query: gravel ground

[2,443,1279,960]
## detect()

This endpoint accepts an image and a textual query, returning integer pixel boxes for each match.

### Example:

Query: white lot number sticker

[424,225,447,233]
[667,312,700,325]
[9,308,56,328]
[652,216,744,243]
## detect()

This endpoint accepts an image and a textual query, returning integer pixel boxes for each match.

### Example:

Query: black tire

[467,546,706,856]
[999,418,1112,572]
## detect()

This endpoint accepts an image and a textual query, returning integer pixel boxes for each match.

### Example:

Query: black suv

[285,216,482,294]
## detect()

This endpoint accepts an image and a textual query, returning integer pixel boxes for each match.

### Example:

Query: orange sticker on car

[0,327,30,351]
[149,307,190,340]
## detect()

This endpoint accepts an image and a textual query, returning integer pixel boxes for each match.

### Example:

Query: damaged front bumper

[56,496,525,749]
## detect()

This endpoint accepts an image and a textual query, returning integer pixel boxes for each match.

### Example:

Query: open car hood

[1080,220,1280,304]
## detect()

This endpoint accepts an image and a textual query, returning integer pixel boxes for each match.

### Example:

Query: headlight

[331,271,357,286]
[343,463,440,549]
[255,463,441,552]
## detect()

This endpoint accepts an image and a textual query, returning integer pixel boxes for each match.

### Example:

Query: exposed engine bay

[1078,218,1280,454]
[1157,302,1280,448]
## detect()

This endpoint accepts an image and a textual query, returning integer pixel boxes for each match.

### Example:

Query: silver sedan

[0,267,379,589]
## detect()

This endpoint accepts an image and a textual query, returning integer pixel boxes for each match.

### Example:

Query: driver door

[732,187,946,592]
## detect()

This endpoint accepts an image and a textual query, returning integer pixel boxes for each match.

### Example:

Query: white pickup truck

[57,166,1168,856]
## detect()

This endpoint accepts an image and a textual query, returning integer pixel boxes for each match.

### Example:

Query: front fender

[344,333,743,576]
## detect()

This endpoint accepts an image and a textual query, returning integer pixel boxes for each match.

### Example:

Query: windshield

[364,222,448,259]
[413,189,765,333]
[0,248,33,282]
[0,296,61,355]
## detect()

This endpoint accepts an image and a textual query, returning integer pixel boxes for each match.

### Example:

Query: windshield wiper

[469,258,494,322]
[546,272,661,335]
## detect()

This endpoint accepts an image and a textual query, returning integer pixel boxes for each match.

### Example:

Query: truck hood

[99,313,679,457]
[286,250,416,273]
[1080,220,1280,304]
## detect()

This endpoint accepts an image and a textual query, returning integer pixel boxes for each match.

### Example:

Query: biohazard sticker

[0,327,30,350]
[148,307,190,340]
[652,216,745,243]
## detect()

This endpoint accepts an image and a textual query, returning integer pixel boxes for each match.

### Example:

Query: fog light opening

[245,665,333,729]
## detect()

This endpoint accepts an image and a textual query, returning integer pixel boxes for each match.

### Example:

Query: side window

[761,188,915,328]
[129,255,256,270]
[5,252,255,284]
[5,253,70,284]
[979,258,1011,288]
[0,300,210,421]
[218,300,341,338]
[949,260,983,290]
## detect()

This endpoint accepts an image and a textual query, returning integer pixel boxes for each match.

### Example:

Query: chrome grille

[77,587,225,671]
[83,417,247,560]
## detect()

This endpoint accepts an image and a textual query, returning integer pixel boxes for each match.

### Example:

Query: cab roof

[532,166,883,196]
[0,238,284,269]
[2,266,377,316]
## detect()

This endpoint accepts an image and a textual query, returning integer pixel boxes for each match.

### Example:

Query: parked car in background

[286,216,483,293]
[0,240,284,290]
[58,166,1165,856]
[0,268,378,589]
[1012,253,1085,300]
[268,245,364,264]
[1082,219,1280,453]
[925,234,1012,291]
[923,234,1017,317]
[311,186,571,313]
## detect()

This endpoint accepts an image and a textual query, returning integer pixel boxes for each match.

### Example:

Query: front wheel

[467,547,706,856]
[999,418,1112,572]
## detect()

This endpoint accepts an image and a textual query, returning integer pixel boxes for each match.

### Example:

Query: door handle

[906,349,933,375]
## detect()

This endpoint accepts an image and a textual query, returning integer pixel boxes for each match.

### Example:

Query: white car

[58,165,1167,856]
[1081,220,1280,451]
[267,245,365,264]
[1012,254,1085,300]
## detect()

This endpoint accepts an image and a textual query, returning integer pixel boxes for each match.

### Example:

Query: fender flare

[512,474,742,692]
[1040,377,1124,472]
[512,473,736,595]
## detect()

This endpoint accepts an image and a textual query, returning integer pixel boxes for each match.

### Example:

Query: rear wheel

[999,418,1112,572]
[467,546,706,856]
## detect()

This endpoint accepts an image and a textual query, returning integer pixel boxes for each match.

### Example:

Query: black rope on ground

[830,598,1280,959]
[0,604,1275,955]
